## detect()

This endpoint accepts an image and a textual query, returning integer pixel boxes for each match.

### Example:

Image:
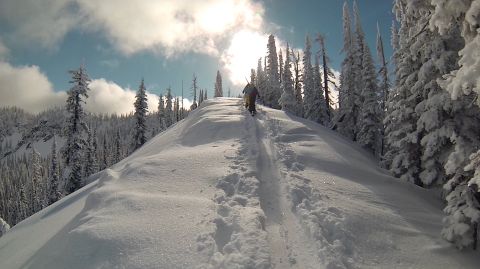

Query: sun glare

[222,30,267,86]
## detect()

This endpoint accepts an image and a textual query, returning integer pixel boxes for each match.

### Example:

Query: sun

[221,30,268,87]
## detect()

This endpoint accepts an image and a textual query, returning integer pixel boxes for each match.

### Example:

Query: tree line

[250,0,480,250]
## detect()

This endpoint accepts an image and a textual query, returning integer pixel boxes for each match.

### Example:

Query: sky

[0,0,394,114]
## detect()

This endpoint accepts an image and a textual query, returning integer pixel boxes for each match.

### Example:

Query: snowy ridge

[1,98,480,269]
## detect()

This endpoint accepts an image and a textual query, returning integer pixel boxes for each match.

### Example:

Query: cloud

[0,0,264,57]
[0,62,166,115]
[87,79,168,115]
[0,0,79,49]
[0,0,272,87]
[0,61,66,113]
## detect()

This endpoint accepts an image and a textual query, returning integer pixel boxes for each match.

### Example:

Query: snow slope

[0,98,479,269]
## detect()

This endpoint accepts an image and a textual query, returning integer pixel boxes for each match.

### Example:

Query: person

[242,83,253,108]
[246,83,260,115]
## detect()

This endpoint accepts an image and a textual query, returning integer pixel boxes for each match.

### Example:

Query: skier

[242,83,253,108]
[243,82,260,116]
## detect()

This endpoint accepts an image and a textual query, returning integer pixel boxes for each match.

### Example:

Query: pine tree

[381,20,400,169]
[256,58,267,102]
[349,0,367,141]
[265,35,281,109]
[30,147,43,213]
[114,129,122,164]
[63,65,90,194]
[384,0,424,185]
[377,24,390,157]
[336,2,356,139]
[133,79,148,150]
[92,128,98,170]
[279,43,296,114]
[199,90,204,104]
[191,75,198,110]
[250,69,256,85]
[278,49,284,84]
[19,183,28,220]
[165,87,173,127]
[0,217,9,237]
[85,126,98,176]
[302,35,317,121]
[102,133,109,169]
[48,136,62,205]
[291,49,303,116]
[313,54,329,125]
[158,94,166,130]
[175,97,180,122]
[317,34,334,121]
[204,90,207,101]
[214,71,223,97]
[430,0,480,249]
[357,45,380,154]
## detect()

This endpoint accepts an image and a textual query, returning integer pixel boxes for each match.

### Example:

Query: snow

[1,98,479,269]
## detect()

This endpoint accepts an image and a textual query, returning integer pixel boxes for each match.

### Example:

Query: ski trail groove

[263,114,357,269]
[252,112,320,269]
[196,102,270,269]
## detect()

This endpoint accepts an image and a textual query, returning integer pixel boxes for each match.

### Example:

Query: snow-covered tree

[30,147,43,213]
[279,43,296,114]
[174,97,180,122]
[165,87,173,127]
[158,94,166,130]
[48,136,62,205]
[133,79,148,150]
[191,75,198,110]
[63,65,90,194]
[313,53,329,125]
[317,34,334,121]
[250,69,256,85]
[302,35,317,121]
[381,20,400,168]
[214,71,223,97]
[291,49,303,116]
[357,45,380,154]
[102,133,109,169]
[377,23,390,157]
[255,58,268,102]
[114,129,122,164]
[278,49,284,84]
[19,184,28,220]
[0,217,9,237]
[265,35,281,109]
[336,2,357,139]
[85,126,98,177]
[429,0,480,104]
[383,0,425,185]
[429,0,480,249]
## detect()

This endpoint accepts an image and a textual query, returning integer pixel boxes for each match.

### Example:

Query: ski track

[196,103,270,269]
[197,101,355,269]
[254,109,320,269]
[266,114,357,269]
